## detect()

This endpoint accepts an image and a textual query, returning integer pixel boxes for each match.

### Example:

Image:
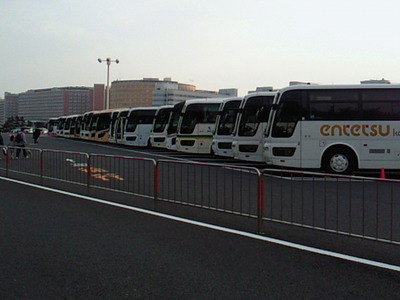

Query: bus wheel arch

[321,145,358,175]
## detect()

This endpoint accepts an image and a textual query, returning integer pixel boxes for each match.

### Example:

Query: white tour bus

[263,84,400,174]
[80,111,95,140]
[108,109,121,143]
[123,107,158,147]
[72,114,83,139]
[211,97,243,157]
[166,101,186,151]
[149,105,173,148]
[231,92,276,162]
[57,116,67,136]
[87,109,113,142]
[109,108,129,143]
[176,98,225,154]
[113,108,130,144]
[62,114,82,138]
[47,117,60,136]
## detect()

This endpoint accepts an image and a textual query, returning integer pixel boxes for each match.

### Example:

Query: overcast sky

[1,0,399,97]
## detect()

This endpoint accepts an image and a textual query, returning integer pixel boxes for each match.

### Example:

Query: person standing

[15,130,28,159]
[8,132,15,159]
[0,132,4,158]
[33,128,41,144]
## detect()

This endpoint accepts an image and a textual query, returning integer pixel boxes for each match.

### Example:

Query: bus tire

[322,147,357,175]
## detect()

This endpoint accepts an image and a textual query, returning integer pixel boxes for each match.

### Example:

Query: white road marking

[1,175,399,272]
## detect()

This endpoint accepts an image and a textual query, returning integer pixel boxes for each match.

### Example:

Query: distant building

[0,98,4,126]
[110,77,238,108]
[91,84,106,111]
[360,79,391,84]
[4,92,19,120]
[248,86,274,94]
[4,85,105,122]
[218,88,238,96]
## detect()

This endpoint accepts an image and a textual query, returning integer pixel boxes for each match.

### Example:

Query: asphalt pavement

[1,175,400,299]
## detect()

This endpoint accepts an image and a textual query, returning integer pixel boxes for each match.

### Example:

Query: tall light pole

[97,57,119,109]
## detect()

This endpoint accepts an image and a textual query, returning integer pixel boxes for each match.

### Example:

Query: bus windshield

[238,96,274,136]
[109,112,119,137]
[180,103,220,134]
[81,112,93,131]
[167,102,185,135]
[126,110,156,132]
[216,100,240,135]
[89,113,111,131]
[153,108,173,133]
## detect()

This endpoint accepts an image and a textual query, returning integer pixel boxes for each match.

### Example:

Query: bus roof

[156,105,174,111]
[65,114,82,118]
[92,108,115,115]
[220,96,243,104]
[128,106,159,112]
[111,107,129,112]
[277,84,400,93]
[244,91,277,100]
[183,98,227,105]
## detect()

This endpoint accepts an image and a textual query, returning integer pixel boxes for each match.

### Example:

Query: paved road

[1,177,400,299]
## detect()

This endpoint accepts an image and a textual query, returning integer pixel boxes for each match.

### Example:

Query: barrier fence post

[153,161,159,211]
[257,171,264,234]
[39,149,43,185]
[87,154,91,194]
[5,147,9,177]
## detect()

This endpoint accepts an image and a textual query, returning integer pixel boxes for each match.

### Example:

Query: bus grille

[272,147,296,156]
[218,142,232,149]
[180,140,195,146]
[238,145,258,153]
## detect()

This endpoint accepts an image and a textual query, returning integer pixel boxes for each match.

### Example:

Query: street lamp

[97,57,119,109]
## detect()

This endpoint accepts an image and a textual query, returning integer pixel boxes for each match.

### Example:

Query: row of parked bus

[47,84,400,175]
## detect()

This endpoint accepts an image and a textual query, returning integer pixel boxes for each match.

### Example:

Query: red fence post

[87,154,91,194]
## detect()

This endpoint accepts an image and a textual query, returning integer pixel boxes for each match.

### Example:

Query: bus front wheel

[322,147,357,175]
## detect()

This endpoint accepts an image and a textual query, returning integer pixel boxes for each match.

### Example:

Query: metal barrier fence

[1,146,42,177]
[42,149,89,186]
[156,160,262,218]
[1,146,399,244]
[88,154,155,198]
[261,169,400,245]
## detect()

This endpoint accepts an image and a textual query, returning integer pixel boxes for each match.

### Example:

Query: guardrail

[260,168,400,245]
[42,149,89,186]
[1,146,42,177]
[155,160,263,229]
[88,154,156,198]
[0,146,399,244]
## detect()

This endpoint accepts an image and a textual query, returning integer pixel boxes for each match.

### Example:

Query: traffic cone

[379,168,385,179]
